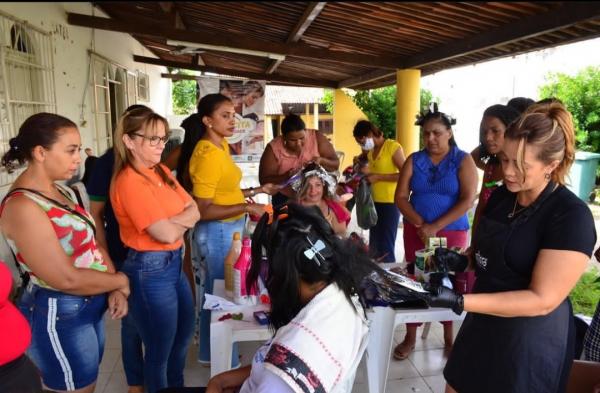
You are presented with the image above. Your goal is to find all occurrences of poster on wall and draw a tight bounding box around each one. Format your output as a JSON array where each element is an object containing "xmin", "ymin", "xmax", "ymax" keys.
[{"xmin": 197, "ymin": 78, "xmax": 266, "ymax": 163}]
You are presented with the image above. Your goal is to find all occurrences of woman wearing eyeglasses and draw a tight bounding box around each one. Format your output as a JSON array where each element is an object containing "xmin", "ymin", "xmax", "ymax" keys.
[
  {"xmin": 393, "ymin": 105, "xmax": 478, "ymax": 360},
  {"xmin": 111, "ymin": 108, "xmax": 200, "ymax": 393}
]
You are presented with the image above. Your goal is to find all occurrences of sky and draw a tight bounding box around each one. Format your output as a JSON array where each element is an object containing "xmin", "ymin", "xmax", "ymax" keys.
[{"xmin": 421, "ymin": 36, "xmax": 600, "ymax": 151}]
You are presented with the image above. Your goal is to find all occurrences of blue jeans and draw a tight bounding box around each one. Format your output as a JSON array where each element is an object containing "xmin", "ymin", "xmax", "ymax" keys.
[
  {"xmin": 121, "ymin": 248, "xmax": 194, "ymax": 393},
  {"xmin": 369, "ymin": 202, "xmax": 400, "ymax": 262},
  {"xmin": 121, "ymin": 311, "xmax": 143, "ymax": 386},
  {"xmin": 18, "ymin": 285, "xmax": 107, "ymax": 391},
  {"xmin": 113, "ymin": 255, "xmax": 145, "ymax": 387},
  {"xmin": 192, "ymin": 216, "xmax": 245, "ymax": 364}
]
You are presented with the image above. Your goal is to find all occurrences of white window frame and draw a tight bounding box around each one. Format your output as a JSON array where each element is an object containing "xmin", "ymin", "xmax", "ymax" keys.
[
  {"xmin": 90, "ymin": 52, "xmax": 136, "ymax": 153},
  {"xmin": 0, "ymin": 10, "xmax": 56, "ymax": 185},
  {"xmin": 137, "ymin": 70, "xmax": 149, "ymax": 101}
]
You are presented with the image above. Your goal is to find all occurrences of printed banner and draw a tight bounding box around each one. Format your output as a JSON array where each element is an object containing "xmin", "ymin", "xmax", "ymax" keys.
[{"xmin": 197, "ymin": 78, "xmax": 266, "ymax": 163}]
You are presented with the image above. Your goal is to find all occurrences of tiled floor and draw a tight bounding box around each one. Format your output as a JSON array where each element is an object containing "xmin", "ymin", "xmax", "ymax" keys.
[
  {"xmin": 96, "ymin": 316, "xmax": 461, "ymax": 393},
  {"xmin": 95, "ymin": 214, "xmax": 460, "ymax": 393}
]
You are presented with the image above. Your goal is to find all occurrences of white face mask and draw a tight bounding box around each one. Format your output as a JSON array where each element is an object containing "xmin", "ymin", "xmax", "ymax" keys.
[{"xmin": 361, "ymin": 137, "xmax": 375, "ymax": 151}]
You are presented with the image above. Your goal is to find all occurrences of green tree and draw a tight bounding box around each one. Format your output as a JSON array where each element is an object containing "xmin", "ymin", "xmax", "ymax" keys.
[
  {"xmin": 538, "ymin": 66, "xmax": 600, "ymax": 152},
  {"xmin": 321, "ymin": 87, "xmax": 437, "ymax": 140},
  {"xmin": 171, "ymin": 69, "xmax": 198, "ymax": 115}
]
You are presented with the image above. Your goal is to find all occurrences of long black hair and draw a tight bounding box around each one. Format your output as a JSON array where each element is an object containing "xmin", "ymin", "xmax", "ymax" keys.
[
  {"xmin": 176, "ymin": 93, "xmax": 232, "ymax": 191},
  {"xmin": 247, "ymin": 203, "xmax": 382, "ymax": 331}
]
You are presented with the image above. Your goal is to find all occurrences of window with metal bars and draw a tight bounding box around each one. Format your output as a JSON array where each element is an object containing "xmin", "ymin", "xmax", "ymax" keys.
[{"xmin": 0, "ymin": 11, "xmax": 56, "ymax": 185}]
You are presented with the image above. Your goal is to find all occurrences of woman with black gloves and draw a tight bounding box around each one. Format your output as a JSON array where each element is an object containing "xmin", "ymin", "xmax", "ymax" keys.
[{"xmin": 428, "ymin": 101, "xmax": 596, "ymax": 393}]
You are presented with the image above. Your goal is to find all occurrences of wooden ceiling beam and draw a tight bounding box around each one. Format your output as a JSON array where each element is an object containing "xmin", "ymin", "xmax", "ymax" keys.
[
  {"xmin": 67, "ymin": 12, "xmax": 401, "ymax": 69},
  {"xmin": 339, "ymin": 2, "xmax": 600, "ymax": 89},
  {"xmin": 402, "ymin": 2, "xmax": 600, "ymax": 70},
  {"xmin": 157, "ymin": 2, "xmax": 204, "ymax": 65},
  {"xmin": 133, "ymin": 55, "xmax": 338, "ymax": 88},
  {"xmin": 267, "ymin": 2, "xmax": 327, "ymax": 74}
]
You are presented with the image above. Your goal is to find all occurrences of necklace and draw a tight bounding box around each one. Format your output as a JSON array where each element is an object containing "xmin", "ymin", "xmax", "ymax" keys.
[{"xmin": 507, "ymin": 196, "xmax": 527, "ymax": 218}]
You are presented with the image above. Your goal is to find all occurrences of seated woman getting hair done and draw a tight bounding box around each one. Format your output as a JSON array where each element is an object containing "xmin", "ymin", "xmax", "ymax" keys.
[
  {"xmin": 293, "ymin": 162, "xmax": 350, "ymax": 236},
  {"xmin": 206, "ymin": 204, "xmax": 380, "ymax": 393}
]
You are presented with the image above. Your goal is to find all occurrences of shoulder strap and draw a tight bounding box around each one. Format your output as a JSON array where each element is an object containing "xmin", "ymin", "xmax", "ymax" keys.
[
  {"xmin": 2, "ymin": 187, "xmax": 96, "ymax": 234},
  {"xmin": 0, "ymin": 190, "xmax": 30, "ymax": 291}
]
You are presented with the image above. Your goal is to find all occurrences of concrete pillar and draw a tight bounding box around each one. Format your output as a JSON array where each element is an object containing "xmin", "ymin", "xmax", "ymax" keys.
[
  {"xmin": 332, "ymin": 89, "xmax": 367, "ymax": 170},
  {"xmin": 313, "ymin": 102, "xmax": 319, "ymax": 130},
  {"xmin": 396, "ymin": 69, "xmax": 421, "ymax": 155}
]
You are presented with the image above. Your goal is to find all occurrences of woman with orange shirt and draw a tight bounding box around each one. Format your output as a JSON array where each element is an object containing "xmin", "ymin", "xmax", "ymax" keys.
[{"xmin": 111, "ymin": 108, "xmax": 200, "ymax": 393}]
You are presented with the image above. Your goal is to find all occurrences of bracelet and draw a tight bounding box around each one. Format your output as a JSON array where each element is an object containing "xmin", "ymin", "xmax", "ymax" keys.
[
  {"xmin": 453, "ymin": 294, "xmax": 465, "ymax": 315},
  {"xmin": 249, "ymin": 187, "xmax": 255, "ymax": 197}
]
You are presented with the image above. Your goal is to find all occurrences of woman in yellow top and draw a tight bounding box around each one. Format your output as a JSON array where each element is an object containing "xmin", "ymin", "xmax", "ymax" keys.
[
  {"xmin": 181, "ymin": 93, "xmax": 279, "ymax": 365},
  {"xmin": 353, "ymin": 120, "xmax": 405, "ymax": 262}
]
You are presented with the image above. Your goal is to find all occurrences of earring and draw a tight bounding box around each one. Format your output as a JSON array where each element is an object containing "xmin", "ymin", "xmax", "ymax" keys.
[
  {"xmin": 545, "ymin": 173, "xmax": 551, "ymax": 180},
  {"xmin": 208, "ymin": 124, "xmax": 213, "ymax": 129}
]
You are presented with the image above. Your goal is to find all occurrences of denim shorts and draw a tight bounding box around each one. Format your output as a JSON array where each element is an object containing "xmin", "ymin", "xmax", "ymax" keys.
[{"xmin": 18, "ymin": 284, "xmax": 107, "ymax": 391}]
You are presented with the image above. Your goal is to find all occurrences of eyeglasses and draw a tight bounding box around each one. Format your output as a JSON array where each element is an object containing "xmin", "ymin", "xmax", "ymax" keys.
[{"xmin": 130, "ymin": 133, "xmax": 170, "ymax": 146}]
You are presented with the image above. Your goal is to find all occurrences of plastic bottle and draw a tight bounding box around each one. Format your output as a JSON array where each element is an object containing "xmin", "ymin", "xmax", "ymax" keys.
[
  {"xmin": 233, "ymin": 237, "xmax": 258, "ymax": 305},
  {"xmin": 224, "ymin": 232, "xmax": 242, "ymax": 298}
]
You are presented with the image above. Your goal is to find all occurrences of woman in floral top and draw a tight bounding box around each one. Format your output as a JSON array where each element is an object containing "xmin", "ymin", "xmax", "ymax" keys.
[{"xmin": 0, "ymin": 113, "xmax": 129, "ymax": 393}]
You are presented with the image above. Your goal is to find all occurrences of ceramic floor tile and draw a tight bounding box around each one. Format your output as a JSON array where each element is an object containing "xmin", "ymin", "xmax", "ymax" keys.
[
  {"xmin": 238, "ymin": 340, "xmax": 264, "ymax": 365},
  {"xmin": 385, "ymin": 377, "xmax": 433, "ymax": 393},
  {"xmin": 102, "ymin": 371, "xmax": 128, "ymax": 393},
  {"xmin": 104, "ymin": 326, "xmax": 122, "ymax": 350},
  {"xmin": 99, "ymin": 348, "xmax": 121, "ymax": 373},
  {"xmin": 351, "ymin": 382, "xmax": 367, "ymax": 393},
  {"xmin": 353, "ymin": 357, "xmax": 367, "ymax": 384},
  {"xmin": 424, "ymin": 374, "xmax": 447, "ymax": 393},
  {"xmin": 408, "ymin": 348, "xmax": 448, "ymax": 378},
  {"xmin": 387, "ymin": 355, "xmax": 421, "ymax": 380},
  {"xmin": 95, "ymin": 371, "xmax": 111, "ymax": 393},
  {"xmin": 184, "ymin": 368, "xmax": 210, "ymax": 388}
]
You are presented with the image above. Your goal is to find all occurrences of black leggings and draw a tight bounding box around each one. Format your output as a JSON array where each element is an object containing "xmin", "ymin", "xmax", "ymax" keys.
[{"xmin": 0, "ymin": 354, "xmax": 43, "ymax": 393}]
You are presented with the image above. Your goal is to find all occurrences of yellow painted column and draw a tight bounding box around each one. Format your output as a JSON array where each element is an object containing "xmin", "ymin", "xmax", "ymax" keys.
[
  {"xmin": 396, "ymin": 69, "xmax": 421, "ymax": 155},
  {"xmin": 332, "ymin": 89, "xmax": 367, "ymax": 170}
]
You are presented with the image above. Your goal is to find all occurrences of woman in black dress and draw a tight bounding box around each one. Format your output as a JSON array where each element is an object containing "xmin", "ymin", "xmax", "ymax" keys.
[{"xmin": 429, "ymin": 101, "xmax": 596, "ymax": 393}]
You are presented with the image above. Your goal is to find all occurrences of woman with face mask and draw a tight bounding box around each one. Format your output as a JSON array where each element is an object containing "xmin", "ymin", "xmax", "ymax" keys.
[
  {"xmin": 259, "ymin": 114, "xmax": 340, "ymax": 208},
  {"xmin": 352, "ymin": 120, "xmax": 406, "ymax": 262}
]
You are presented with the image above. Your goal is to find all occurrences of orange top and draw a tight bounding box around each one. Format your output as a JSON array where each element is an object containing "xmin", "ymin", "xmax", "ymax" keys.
[{"xmin": 111, "ymin": 164, "xmax": 192, "ymax": 251}]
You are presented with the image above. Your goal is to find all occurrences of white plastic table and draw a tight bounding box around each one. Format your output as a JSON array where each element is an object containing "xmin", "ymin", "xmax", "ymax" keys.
[
  {"xmin": 365, "ymin": 305, "xmax": 465, "ymax": 393},
  {"xmin": 209, "ymin": 279, "xmax": 271, "ymax": 377},
  {"xmin": 208, "ymin": 277, "xmax": 466, "ymax": 392}
]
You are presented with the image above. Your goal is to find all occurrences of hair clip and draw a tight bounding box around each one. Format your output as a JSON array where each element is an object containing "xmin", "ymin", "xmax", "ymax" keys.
[{"xmin": 304, "ymin": 237, "xmax": 326, "ymax": 266}]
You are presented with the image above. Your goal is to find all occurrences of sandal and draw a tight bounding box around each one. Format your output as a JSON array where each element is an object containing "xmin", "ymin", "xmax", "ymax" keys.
[{"xmin": 393, "ymin": 340, "xmax": 415, "ymax": 360}]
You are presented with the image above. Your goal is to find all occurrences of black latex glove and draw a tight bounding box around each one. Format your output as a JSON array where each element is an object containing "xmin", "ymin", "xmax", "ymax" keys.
[
  {"xmin": 434, "ymin": 247, "xmax": 468, "ymax": 273},
  {"xmin": 427, "ymin": 285, "xmax": 464, "ymax": 315}
]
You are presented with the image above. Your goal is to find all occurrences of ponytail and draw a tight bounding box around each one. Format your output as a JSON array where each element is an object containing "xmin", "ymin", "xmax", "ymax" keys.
[
  {"xmin": 505, "ymin": 101, "xmax": 575, "ymax": 186},
  {"xmin": 176, "ymin": 93, "xmax": 232, "ymax": 192},
  {"xmin": 2, "ymin": 113, "xmax": 77, "ymax": 173}
]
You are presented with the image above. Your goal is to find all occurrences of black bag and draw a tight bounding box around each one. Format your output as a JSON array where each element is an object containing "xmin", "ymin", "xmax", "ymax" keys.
[{"xmin": 355, "ymin": 178, "xmax": 378, "ymax": 229}]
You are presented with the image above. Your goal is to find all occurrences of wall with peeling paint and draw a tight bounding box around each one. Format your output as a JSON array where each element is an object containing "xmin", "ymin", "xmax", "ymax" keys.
[
  {"xmin": 0, "ymin": 2, "xmax": 172, "ymax": 280},
  {"xmin": 0, "ymin": 2, "xmax": 172, "ymax": 154}
]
